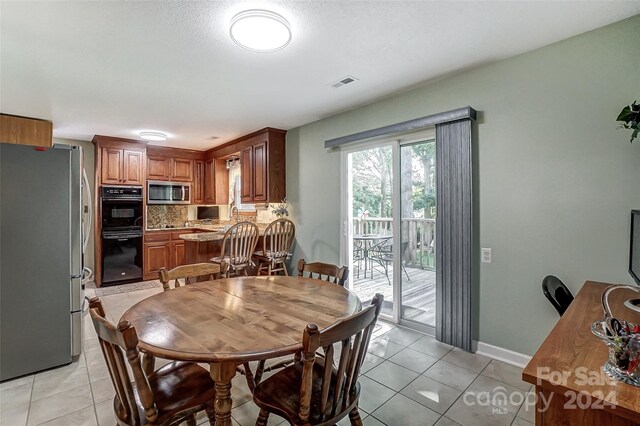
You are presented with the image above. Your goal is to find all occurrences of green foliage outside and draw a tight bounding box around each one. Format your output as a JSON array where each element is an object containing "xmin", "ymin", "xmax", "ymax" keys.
[{"xmin": 352, "ymin": 142, "xmax": 436, "ymax": 219}]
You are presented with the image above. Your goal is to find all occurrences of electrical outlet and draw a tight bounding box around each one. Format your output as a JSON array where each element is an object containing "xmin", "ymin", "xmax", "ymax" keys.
[{"xmin": 481, "ymin": 248, "xmax": 492, "ymax": 263}]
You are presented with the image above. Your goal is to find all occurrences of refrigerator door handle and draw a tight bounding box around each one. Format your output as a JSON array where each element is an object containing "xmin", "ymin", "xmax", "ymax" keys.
[{"xmin": 82, "ymin": 169, "xmax": 92, "ymax": 254}]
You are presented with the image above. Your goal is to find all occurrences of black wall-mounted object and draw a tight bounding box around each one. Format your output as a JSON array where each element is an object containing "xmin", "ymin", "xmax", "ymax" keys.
[
  {"xmin": 198, "ymin": 206, "xmax": 220, "ymax": 220},
  {"xmin": 630, "ymin": 210, "xmax": 640, "ymax": 285}
]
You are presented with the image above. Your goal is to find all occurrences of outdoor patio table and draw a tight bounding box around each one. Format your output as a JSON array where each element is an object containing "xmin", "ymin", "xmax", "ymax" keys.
[
  {"xmin": 353, "ymin": 233, "xmax": 393, "ymax": 278},
  {"xmin": 120, "ymin": 275, "xmax": 361, "ymax": 426}
]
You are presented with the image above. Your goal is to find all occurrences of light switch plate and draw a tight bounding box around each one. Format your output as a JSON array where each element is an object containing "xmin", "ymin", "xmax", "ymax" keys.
[{"xmin": 481, "ymin": 248, "xmax": 492, "ymax": 263}]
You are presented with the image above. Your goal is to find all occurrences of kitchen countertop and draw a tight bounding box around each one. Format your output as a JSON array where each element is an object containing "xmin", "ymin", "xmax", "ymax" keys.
[{"xmin": 178, "ymin": 225, "xmax": 269, "ymax": 242}]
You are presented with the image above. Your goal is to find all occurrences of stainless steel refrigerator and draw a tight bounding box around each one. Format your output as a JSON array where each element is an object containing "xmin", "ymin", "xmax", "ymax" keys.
[{"xmin": 1, "ymin": 143, "xmax": 88, "ymax": 381}]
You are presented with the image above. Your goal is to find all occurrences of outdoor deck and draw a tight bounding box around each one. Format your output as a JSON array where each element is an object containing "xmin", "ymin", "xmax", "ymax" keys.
[{"xmin": 351, "ymin": 264, "xmax": 436, "ymax": 325}]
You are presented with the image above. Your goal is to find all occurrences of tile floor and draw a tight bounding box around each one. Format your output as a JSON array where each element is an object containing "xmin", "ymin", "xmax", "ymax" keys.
[{"xmin": 0, "ymin": 283, "xmax": 535, "ymax": 426}]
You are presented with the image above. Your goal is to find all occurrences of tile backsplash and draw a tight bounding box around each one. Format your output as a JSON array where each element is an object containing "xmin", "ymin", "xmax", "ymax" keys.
[{"xmin": 146, "ymin": 205, "xmax": 188, "ymax": 229}]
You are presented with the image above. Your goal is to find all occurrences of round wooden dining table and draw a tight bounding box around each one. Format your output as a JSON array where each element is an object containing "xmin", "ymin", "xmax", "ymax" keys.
[{"xmin": 121, "ymin": 275, "xmax": 361, "ymax": 426}]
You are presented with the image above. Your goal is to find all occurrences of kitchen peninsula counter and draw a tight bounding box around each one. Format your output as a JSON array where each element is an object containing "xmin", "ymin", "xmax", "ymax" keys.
[{"xmin": 178, "ymin": 225, "xmax": 268, "ymax": 265}]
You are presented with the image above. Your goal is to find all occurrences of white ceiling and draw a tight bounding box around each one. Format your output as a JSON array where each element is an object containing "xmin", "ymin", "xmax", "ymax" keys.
[{"xmin": 1, "ymin": 1, "xmax": 638, "ymax": 150}]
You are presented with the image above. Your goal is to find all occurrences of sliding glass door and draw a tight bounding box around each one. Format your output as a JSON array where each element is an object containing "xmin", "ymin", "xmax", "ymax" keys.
[
  {"xmin": 343, "ymin": 132, "xmax": 436, "ymax": 331},
  {"xmin": 346, "ymin": 143, "xmax": 395, "ymax": 318},
  {"xmin": 399, "ymin": 141, "xmax": 436, "ymax": 329}
]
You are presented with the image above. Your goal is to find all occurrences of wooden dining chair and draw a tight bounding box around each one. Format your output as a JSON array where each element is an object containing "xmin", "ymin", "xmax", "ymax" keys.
[
  {"xmin": 158, "ymin": 262, "xmax": 223, "ymax": 291},
  {"xmin": 297, "ymin": 259, "xmax": 349, "ymax": 287},
  {"xmin": 210, "ymin": 221, "xmax": 259, "ymax": 277},
  {"xmin": 255, "ymin": 219, "xmax": 296, "ymax": 276},
  {"xmin": 87, "ymin": 297, "xmax": 216, "ymax": 426},
  {"xmin": 252, "ymin": 294, "xmax": 384, "ymax": 426}
]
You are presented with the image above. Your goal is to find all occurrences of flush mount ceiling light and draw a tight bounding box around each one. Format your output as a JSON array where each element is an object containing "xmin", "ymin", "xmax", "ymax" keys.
[
  {"xmin": 139, "ymin": 131, "xmax": 168, "ymax": 141},
  {"xmin": 230, "ymin": 10, "xmax": 291, "ymax": 52}
]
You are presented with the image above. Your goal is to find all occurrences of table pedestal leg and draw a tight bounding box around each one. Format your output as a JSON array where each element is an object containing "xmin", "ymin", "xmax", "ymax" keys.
[{"xmin": 210, "ymin": 361, "xmax": 237, "ymax": 426}]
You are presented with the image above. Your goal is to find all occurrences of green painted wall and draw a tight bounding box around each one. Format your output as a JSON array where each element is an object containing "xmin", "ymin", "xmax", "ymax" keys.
[{"xmin": 286, "ymin": 15, "xmax": 640, "ymax": 355}]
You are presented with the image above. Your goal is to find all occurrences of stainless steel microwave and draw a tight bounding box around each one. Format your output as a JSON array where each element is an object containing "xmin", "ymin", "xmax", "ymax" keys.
[{"xmin": 147, "ymin": 181, "xmax": 190, "ymax": 204}]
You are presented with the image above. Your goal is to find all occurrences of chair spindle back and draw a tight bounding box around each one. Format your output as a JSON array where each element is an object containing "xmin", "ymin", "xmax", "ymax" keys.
[
  {"xmin": 299, "ymin": 294, "xmax": 384, "ymax": 423},
  {"xmin": 88, "ymin": 297, "xmax": 157, "ymax": 426}
]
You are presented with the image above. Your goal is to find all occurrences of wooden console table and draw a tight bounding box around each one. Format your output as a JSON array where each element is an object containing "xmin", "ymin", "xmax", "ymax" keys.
[{"xmin": 523, "ymin": 281, "xmax": 640, "ymax": 425}]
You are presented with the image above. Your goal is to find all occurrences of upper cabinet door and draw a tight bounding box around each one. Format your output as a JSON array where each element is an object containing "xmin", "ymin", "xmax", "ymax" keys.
[
  {"xmin": 252, "ymin": 141, "xmax": 268, "ymax": 202},
  {"xmin": 171, "ymin": 158, "xmax": 193, "ymax": 182},
  {"xmin": 240, "ymin": 146, "xmax": 253, "ymax": 203},
  {"xmin": 204, "ymin": 159, "xmax": 216, "ymax": 204},
  {"xmin": 193, "ymin": 160, "xmax": 205, "ymax": 204},
  {"xmin": 147, "ymin": 155, "xmax": 171, "ymax": 180},
  {"xmin": 101, "ymin": 147, "xmax": 123, "ymax": 184},
  {"xmin": 122, "ymin": 150, "xmax": 144, "ymax": 185}
]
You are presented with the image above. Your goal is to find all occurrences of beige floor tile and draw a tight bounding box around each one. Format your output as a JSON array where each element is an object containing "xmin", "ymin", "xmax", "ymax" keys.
[
  {"xmin": 511, "ymin": 416, "xmax": 534, "ymax": 426},
  {"xmin": 367, "ymin": 337, "xmax": 405, "ymax": 359},
  {"xmin": 360, "ymin": 352, "xmax": 386, "ymax": 374},
  {"xmin": 0, "ymin": 374, "xmax": 34, "ymax": 391},
  {"xmin": 408, "ymin": 337, "xmax": 453, "ymax": 358},
  {"xmin": 481, "ymin": 360, "xmax": 530, "ymax": 391},
  {"xmin": 423, "ymin": 360, "xmax": 479, "ymax": 391},
  {"xmin": 357, "ymin": 376, "xmax": 396, "ymax": 413},
  {"xmin": 94, "ymin": 398, "xmax": 115, "ymax": 426},
  {"xmin": 32, "ymin": 366, "xmax": 89, "ymax": 401},
  {"xmin": 445, "ymin": 396, "xmax": 515, "ymax": 426},
  {"xmin": 231, "ymin": 372, "xmax": 254, "ymax": 408},
  {"xmin": 1, "ymin": 403, "xmax": 29, "ymax": 426},
  {"xmin": 372, "ymin": 321, "xmax": 397, "ymax": 338},
  {"xmin": 515, "ymin": 391, "xmax": 536, "ymax": 423},
  {"xmin": 442, "ymin": 348, "xmax": 491, "ymax": 373},
  {"xmin": 36, "ymin": 406, "xmax": 97, "ymax": 426},
  {"xmin": 90, "ymin": 378, "xmax": 115, "ymax": 404},
  {"xmin": 335, "ymin": 408, "xmax": 370, "ymax": 426},
  {"xmin": 435, "ymin": 417, "xmax": 462, "ymax": 426},
  {"xmin": 400, "ymin": 375, "xmax": 462, "ymax": 414},
  {"xmin": 363, "ymin": 415, "xmax": 387, "ymax": 426},
  {"xmin": 231, "ymin": 400, "xmax": 284, "ymax": 426},
  {"xmin": 365, "ymin": 361, "xmax": 419, "ymax": 392},
  {"xmin": 27, "ymin": 384, "xmax": 93, "ymax": 426},
  {"xmin": 371, "ymin": 394, "xmax": 441, "ymax": 426},
  {"xmin": 0, "ymin": 382, "xmax": 33, "ymax": 411},
  {"xmin": 389, "ymin": 347, "xmax": 439, "ymax": 373},
  {"xmin": 379, "ymin": 327, "xmax": 425, "ymax": 346},
  {"xmin": 465, "ymin": 375, "xmax": 527, "ymax": 416}
]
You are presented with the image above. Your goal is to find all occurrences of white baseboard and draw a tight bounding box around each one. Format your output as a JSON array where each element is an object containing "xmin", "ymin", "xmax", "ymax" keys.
[{"xmin": 475, "ymin": 341, "xmax": 532, "ymax": 368}]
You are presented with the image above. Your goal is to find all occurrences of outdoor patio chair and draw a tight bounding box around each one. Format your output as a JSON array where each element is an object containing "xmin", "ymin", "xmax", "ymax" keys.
[{"xmin": 369, "ymin": 240, "xmax": 410, "ymax": 284}]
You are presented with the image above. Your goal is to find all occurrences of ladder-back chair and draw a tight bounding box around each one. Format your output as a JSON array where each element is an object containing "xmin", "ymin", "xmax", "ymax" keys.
[{"xmin": 297, "ymin": 259, "xmax": 349, "ymax": 287}]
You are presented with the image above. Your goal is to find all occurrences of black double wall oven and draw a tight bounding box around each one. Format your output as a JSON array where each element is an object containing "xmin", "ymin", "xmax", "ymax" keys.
[{"xmin": 101, "ymin": 186, "xmax": 143, "ymax": 286}]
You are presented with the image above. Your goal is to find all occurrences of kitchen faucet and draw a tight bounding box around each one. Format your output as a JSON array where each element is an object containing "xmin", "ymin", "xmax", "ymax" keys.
[{"xmin": 229, "ymin": 205, "xmax": 239, "ymax": 222}]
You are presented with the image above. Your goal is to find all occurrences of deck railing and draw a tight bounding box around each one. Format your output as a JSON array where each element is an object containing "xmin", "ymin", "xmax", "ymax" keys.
[{"xmin": 353, "ymin": 217, "xmax": 435, "ymax": 269}]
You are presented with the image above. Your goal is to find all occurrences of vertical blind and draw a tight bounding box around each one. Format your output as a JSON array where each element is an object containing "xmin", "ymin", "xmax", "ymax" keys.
[{"xmin": 435, "ymin": 119, "xmax": 473, "ymax": 351}]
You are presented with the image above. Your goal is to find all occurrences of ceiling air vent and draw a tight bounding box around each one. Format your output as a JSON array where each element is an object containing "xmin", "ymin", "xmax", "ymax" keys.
[{"xmin": 331, "ymin": 76, "xmax": 358, "ymax": 89}]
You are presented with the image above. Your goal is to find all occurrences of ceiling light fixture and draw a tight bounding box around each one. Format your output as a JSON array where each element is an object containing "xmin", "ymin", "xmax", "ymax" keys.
[
  {"xmin": 230, "ymin": 10, "xmax": 291, "ymax": 52},
  {"xmin": 139, "ymin": 131, "xmax": 168, "ymax": 141}
]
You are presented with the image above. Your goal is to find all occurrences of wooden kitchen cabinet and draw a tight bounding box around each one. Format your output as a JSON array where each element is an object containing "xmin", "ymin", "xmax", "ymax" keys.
[
  {"xmin": 143, "ymin": 230, "xmax": 194, "ymax": 279},
  {"xmin": 171, "ymin": 241, "xmax": 186, "ymax": 268},
  {"xmin": 123, "ymin": 150, "xmax": 144, "ymax": 184},
  {"xmin": 204, "ymin": 158, "xmax": 216, "ymax": 204},
  {"xmin": 236, "ymin": 130, "xmax": 285, "ymax": 203},
  {"xmin": 252, "ymin": 141, "xmax": 268, "ymax": 202},
  {"xmin": 193, "ymin": 160, "xmax": 205, "ymax": 204},
  {"xmin": 240, "ymin": 146, "xmax": 253, "ymax": 203},
  {"xmin": 0, "ymin": 114, "xmax": 53, "ymax": 147},
  {"xmin": 171, "ymin": 158, "xmax": 193, "ymax": 181},
  {"xmin": 147, "ymin": 155, "xmax": 171, "ymax": 180},
  {"xmin": 143, "ymin": 242, "xmax": 170, "ymax": 278},
  {"xmin": 145, "ymin": 151, "xmax": 193, "ymax": 182},
  {"xmin": 101, "ymin": 147, "xmax": 144, "ymax": 185}
]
